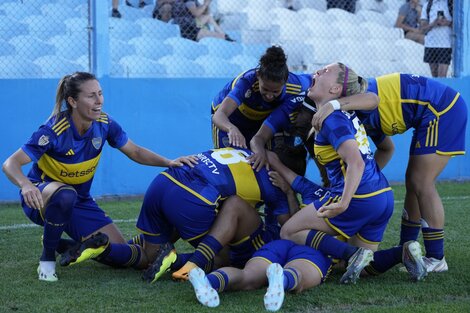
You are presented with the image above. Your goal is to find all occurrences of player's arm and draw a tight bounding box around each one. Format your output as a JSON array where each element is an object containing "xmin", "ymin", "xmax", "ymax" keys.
[
  {"xmin": 212, "ymin": 97, "xmax": 247, "ymax": 148},
  {"xmin": 373, "ymin": 136, "xmax": 395, "ymax": 170},
  {"xmin": 2, "ymin": 149, "xmax": 43, "ymax": 209},
  {"xmin": 312, "ymin": 93, "xmax": 379, "ymax": 131},
  {"xmin": 119, "ymin": 139, "xmax": 197, "ymax": 167},
  {"xmin": 317, "ymin": 140, "xmax": 364, "ymax": 219},
  {"xmin": 247, "ymin": 124, "xmax": 273, "ymax": 171}
]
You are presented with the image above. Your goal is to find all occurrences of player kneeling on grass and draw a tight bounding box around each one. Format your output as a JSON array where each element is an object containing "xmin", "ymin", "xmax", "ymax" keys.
[{"xmin": 188, "ymin": 239, "xmax": 332, "ymax": 312}]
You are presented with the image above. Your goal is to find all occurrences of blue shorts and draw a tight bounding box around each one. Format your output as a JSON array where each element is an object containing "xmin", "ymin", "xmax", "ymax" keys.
[
  {"xmin": 136, "ymin": 171, "xmax": 220, "ymax": 247},
  {"xmin": 21, "ymin": 182, "xmax": 112, "ymax": 241},
  {"xmin": 251, "ymin": 239, "xmax": 332, "ymax": 281},
  {"xmin": 314, "ymin": 189, "xmax": 394, "ymax": 244},
  {"xmin": 410, "ymin": 94, "xmax": 467, "ymax": 156}
]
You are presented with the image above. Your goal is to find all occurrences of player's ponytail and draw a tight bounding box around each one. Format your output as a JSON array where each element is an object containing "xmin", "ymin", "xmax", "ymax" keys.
[
  {"xmin": 257, "ymin": 45, "xmax": 289, "ymax": 83},
  {"xmin": 336, "ymin": 63, "xmax": 368, "ymax": 97}
]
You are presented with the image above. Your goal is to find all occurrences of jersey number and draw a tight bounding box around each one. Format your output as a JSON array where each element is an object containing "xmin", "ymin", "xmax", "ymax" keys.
[{"xmin": 211, "ymin": 149, "xmax": 250, "ymax": 165}]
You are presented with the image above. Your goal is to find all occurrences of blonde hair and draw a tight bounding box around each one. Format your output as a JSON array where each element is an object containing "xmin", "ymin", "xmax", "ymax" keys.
[{"xmin": 336, "ymin": 63, "xmax": 368, "ymax": 97}]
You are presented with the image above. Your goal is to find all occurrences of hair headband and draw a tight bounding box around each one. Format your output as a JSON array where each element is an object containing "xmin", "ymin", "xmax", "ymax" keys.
[{"xmin": 341, "ymin": 66, "xmax": 349, "ymax": 97}]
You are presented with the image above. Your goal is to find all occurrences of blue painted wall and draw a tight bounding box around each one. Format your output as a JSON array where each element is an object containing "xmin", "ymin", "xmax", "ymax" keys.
[{"xmin": 1, "ymin": 76, "xmax": 469, "ymax": 201}]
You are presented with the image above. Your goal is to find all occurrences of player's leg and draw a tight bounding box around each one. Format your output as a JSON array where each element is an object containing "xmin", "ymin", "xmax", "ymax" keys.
[{"xmin": 173, "ymin": 195, "xmax": 262, "ymax": 280}]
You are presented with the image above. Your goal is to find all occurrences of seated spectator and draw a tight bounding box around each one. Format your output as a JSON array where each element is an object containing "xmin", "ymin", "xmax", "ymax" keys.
[
  {"xmin": 327, "ymin": 0, "xmax": 357, "ymax": 13},
  {"xmin": 395, "ymin": 0, "xmax": 424, "ymax": 44},
  {"xmin": 160, "ymin": 0, "xmax": 234, "ymax": 42}
]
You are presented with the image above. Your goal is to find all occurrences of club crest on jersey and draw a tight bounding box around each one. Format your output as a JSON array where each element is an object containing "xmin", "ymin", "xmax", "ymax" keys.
[
  {"xmin": 38, "ymin": 135, "xmax": 49, "ymax": 146},
  {"xmin": 92, "ymin": 137, "xmax": 102, "ymax": 150},
  {"xmin": 245, "ymin": 89, "xmax": 252, "ymax": 98}
]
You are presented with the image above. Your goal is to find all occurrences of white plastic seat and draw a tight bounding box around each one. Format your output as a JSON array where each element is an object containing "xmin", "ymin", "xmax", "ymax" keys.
[
  {"xmin": 22, "ymin": 15, "xmax": 66, "ymax": 40},
  {"xmin": 10, "ymin": 35, "xmax": 55, "ymax": 61},
  {"xmin": 356, "ymin": 0, "xmax": 387, "ymax": 13},
  {"xmin": 230, "ymin": 54, "xmax": 259, "ymax": 70},
  {"xmin": 0, "ymin": 16, "xmax": 29, "ymax": 41},
  {"xmin": 240, "ymin": 29, "xmax": 271, "ymax": 45},
  {"xmin": 271, "ymin": 19, "xmax": 304, "ymax": 42},
  {"xmin": 242, "ymin": 43, "xmax": 268, "ymax": 59},
  {"xmin": 366, "ymin": 38, "xmax": 402, "ymax": 62},
  {"xmin": 356, "ymin": 9, "xmax": 389, "ymax": 26},
  {"xmin": 195, "ymin": 55, "xmax": 242, "ymax": 77},
  {"xmin": 120, "ymin": 55, "xmax": 167, "ymax": 78},
  {"xmin": 242, "ymin": 8, "xmax": 271, "ymax": 31},
  {"xmin": 304, "ymin": 38, "xmax": 346, "ymax": 66},
  {"xmin": 135, "ymin": 18, "xmax": 180, "ymax": 40},
  {"xmin": 0, "ymin": 2, "xmax": 38, "ymax": 20},
  {"xmin": 217, "ymin": 0, "xmax": 248, "ymax": 15},
  {"xmin": 0, "ymin": 55, "xmax": 42, "ymax": 78},
  {"xmin": 49, "ymin": 34, "xmax": 89, "ymax": 60},
  {"xmin": 298, "ymin": 8, "xmax": 331, "ymax": 24},
  {"xmin": 158, "ymin": 55, "xmax": 205, "ymax": 77},
  {"xmin": 199, "ymin": 38, "xmax": 243, "ymax": 59},
  {"xmin": 395, "ymin": 38, "xmax": 425, "ymax": 59},
  {"xmin": 303, "ymin": 19, "xmax": 340, "ymax": 39},
  {"xmin": 0, "ymin": 39, "xmax": 16, "ymax": 57},
  {"xmin": 34, "ymin": 55, "xmax": 86, "ymax": 78},
  {"xmin": 110, "ymin": 39, "xmax": 135, "ymax": 62},
  {"xmin": 326, "ymin": 8, "xmax": 364, "ymax": 24},
  {"xmin": 164, "ymin": 37, "xmax": 208, "ymax": 60},
  {"xmin": 361, "ymin": 21, "xmax": 403, "ymax": 40},
  {"xmin": 129, "ymin": 37, "xmax": 173, "ymax": 60},
  {"xmin": 41, "ymin": 3, "xmax": 80, "ymax": 20},
  {"xmin": 334, "ymin": 20, "xmax": 370, "ymax": 39},
  {"xmin": 294, "ymin": 0, "xmax": 327, "ymax": 11},
  {"xmin": 64, "ymin": 17, "xmax": 89, "ymax": 38},
  {"xmin": 109, "ymin": 18, "xmax": 142, "ymax": 42}
]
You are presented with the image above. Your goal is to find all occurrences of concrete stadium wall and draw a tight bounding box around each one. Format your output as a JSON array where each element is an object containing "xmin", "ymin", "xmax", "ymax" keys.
[{"xmin": 1, "ymin": 76, "xmax": 469, "ymax": 201}]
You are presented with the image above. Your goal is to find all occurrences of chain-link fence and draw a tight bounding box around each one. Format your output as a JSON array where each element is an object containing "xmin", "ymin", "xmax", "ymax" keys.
[{"xmin": 0, "ymin": 0, "xmax": 456, "ymax": 78}]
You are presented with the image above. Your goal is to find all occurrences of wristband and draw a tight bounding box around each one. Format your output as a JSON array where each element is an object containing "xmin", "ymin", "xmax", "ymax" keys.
[{"xmin": 330, "ymin": 100, "xmax": 341, "ymax": 110}]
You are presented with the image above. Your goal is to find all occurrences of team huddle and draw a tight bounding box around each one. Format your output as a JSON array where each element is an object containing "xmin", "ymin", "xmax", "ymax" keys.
[{"xmin": 2, "ymin": 46, "xmax": 467, "ymax": 312}]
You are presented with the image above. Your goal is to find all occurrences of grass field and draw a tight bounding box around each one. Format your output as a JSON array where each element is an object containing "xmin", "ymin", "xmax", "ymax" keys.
[{"xmin": 1, "ymin": 182, "xmax": 470, "ymax": 313}]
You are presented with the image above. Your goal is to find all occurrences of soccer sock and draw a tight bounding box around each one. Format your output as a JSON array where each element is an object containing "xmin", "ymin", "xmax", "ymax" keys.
[
  {"xmin": 207, "ymin": 269, "xmax": 229, "ymax": 292},
  {"xmin": 283, "ymin": 267, "xmax": 299, "ymax": 291},
  {"xmin": 171, "ymin": 253, "xmax": 192, "ymax": 271},
  {"xmin": 56, "ymin": 238, "xmax": 77, "ymax": 254},
  {"xmin": 365, "ymin": 246, "xmax": 402, "ymax": 275},
  {"xmin": 189, "ymin": 235, "xmax": 223, "ymax": 270},
  {"xmin": 97, "ymin": 243, "xmax": 142, "ymax": 268},
  {"xmin": 229, "ymin": 223, "xmax": 265, "ymax": 268},
  {"xmin": 422, "ymin": 227, "xmax": 444, "ymax": 260},
  {"xmin": 41, "ymin": 188, "xmax": 76, "ymax": 261},
  {"xmin": 399, "ymin": 218, "xmax": 421, "ymax": 245},
  {"xmin": 127, "ymin": 234, "xmax": 144, "ymax": 246},
  {"xmin": 305, "ymin": 229, "xmax": 357, "ymax": 260}
]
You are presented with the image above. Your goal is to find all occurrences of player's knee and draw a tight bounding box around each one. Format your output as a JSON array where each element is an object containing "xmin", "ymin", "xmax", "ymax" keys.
[{"xmin": 48, "ymin": 187, "xmax": 77, "ymax": 213}]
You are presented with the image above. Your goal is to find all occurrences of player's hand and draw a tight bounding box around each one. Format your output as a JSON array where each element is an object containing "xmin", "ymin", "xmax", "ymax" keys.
[
  {"xmin": 21, "ymin": 183, "xmax": 43, "ymax": 210},
  {"xmin": 312, "ymin": 102, "xmax": 334, "ymax": 131},
  {"xmin": 227, "ymin": 127, "xmax": 247, "ymax": 148},
  {"xmin": 268, "ymin": 171, "xmax": 291, "ymax": 194},
  {"xmin": 247, "ymin": 149, "xmax": 269, "ymax": 172},
  {"xmin": 169, "ymin": 155, "xmax": 198, "ymax": 167},
  {"xmin": 316, "ymin": 201, "xmax": 347, "ymax": 219}
]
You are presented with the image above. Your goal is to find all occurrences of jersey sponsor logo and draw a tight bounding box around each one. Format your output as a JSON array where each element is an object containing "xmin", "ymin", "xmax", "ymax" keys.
[
  {"xmin": 59, "ymin": 166, "xmax": 97, "ymax": 178},
  {"xmin": 92, "ymin": 137, "xmax": 102, "ymax": 150},
  {"xmin": 38, "ymin": 135, "xmax": 49, "ymax": 146},
  {"xmin": 197, "ymin": 153, "xmax": 220, "ymax": 174}
]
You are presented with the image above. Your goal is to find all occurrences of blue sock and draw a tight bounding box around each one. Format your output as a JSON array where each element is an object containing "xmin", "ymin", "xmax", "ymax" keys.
[
  {"xmin": 98, "ymin": 243, "xmax": 142, "ymax": 268},
  {"xmin": 171, "ymin": 253, "xmax": 192, "ymax": 271},
  {"xmin": 41, "ymin": 188, "xmax": 76, "ymax": 261},
  {"xmin": 365, "ymin": 246, "xmax": 402, "ymax": 275},
  {"xmin": 189, "ymin": 235, "xmax": 223, "ymax": 269},
  {"xmin": 422, "ymin": 227, "xmax": 444, "ymax": 259},
  {"xmin": 56, "ymin": 238, "xmax": 77, "ymax": 254},
  {"xmin": 399, "ymin": 218, "xmax": 421, "ymax": 245},
  {"xmin": 305, "ymin": 229, "xmax": 357, "ymax": 260},
  {"xmin": 207, "ymin": 269, "xmax": 229, "ymax": 292},
  {"xmin": 229, "ymin": 223, "xmax": 265, "ymax": 268},
  {"xmin": 127, "ymin": 234, "xmax": 144, "ymax": 246},
  {"xmin": 283, "ymin": 267, "xmax": 299, "ymax": 291}
]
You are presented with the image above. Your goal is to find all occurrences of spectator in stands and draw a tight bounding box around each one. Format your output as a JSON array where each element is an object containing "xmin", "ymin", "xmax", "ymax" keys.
[
  {"xmin": 111, "ymin": 0, "xmax": 122, "ymax": 18},
  {"xmin": 153, "ymin": 0, "xmax": 176, "ymax": 22},
  {"xmin": 163, "ymin": 0, "xmax": 234, "ymax": 42},
  {"xmin": 327, "ymin": 0, "xmax": 357, "ymax": 13},
  {"xmin": 395, "ymin": 0, "xmax": 424, "ymax": 44},
  {"xmin": 420, "ymin": 0, "xmax": 453, "ymax": 77}
]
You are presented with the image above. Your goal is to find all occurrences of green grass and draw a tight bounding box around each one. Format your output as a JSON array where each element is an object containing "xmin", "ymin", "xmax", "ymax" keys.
[{"xmin": 1, "ymin": 182, "xmax": 470, "ymax": 312}]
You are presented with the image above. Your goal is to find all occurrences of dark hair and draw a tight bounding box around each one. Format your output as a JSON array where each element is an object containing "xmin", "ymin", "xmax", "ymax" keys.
[
  {"xmin": 257, "ymin": 45, "xmax": 289, "ymax": 83},
  {"xmin": 51, "ymin": 72, "xmax": 97, "ymax": 118},
  {"xmin": 274, "ymin": 143, "xmax": 308, "ymax": 176}
]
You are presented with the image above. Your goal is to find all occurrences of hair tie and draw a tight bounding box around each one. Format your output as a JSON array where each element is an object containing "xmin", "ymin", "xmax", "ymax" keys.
[{"xmin": 341, "ymin": 66, "xmax": 349, "ymax": 97}]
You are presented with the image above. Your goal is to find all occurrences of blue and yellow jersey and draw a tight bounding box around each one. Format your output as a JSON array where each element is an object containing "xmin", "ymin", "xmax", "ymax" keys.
[
  {"xmin": 361, "ymin": 73, "xmax": 462, "ymax": 143},
  {"xmin": 163, "ymin": 147, "xmax": 289, "ymax": 218},
  {"xmin": 211, "ymin": 69, "xmax": 312, "ymax": 134},
  {"xmin": 312, "ymin": 110, "xmax": 389, "ymax": 195},
  {"xmin": 21, "ymin": 112, "xmax": 128, "ymax": 199}
]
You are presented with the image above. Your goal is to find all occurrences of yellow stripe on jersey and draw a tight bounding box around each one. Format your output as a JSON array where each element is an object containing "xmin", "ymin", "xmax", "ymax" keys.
[
  {"xmin": 376, "ymin": 73, "xmax": 407, "ymax": 135},
  {"xmin": 37, "ymin": 153, "xmax": 101, "ymax": 185},
  {"xmin": 285, "ymin": 83, "xmax": 302, "ymax": 94},
  {"xmin": 231, "ymin": 71, "xmax": 248, "ymax": 90},
  {"xmin": 425, "ymin": 119, "xmax": 438, "ymax": 147},
  {"xmin": 313, "ymin": 144, "xmax": 340, "ymax": 165},
  {"xmin": 52, "ymin": 117, "xmax": 70, "ymax": 136},
  {"xmin": 238, "ymin": 103, "xmax": 273, "ymax": 120},
  {"xmin": 352, "ymin": 187, "xmax": 392, "ymax": 198},
  {"xmin": 424, "ymin": 92, "xmax": 460, "ymax": 117},
  {"xmin": 161, "ymin": 172, "xmax": 220, "ymax": 205},
  {"xmin": 224, "ymin": 153, "xmax": 261, "ymax": 207},
  {"xmin": 96, "ymin": 113, "xmax": 108, "ymax": 124}
]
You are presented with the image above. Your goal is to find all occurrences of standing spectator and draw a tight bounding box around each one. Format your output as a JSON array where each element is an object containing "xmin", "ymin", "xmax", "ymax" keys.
[
  {"xmin": 395, "ymin": 0, "xmax": 424, "ymax": 44},
  {"xmin": 420, "ymin": 0, "xmax": 453, "ymax": 77},
  {"xmin": 112, "ymin": 0, "xmax": 122, "ymax": 18},
  {"xmin": 327, "ymin": 0, "xmax": 357, "ymax": 13}
]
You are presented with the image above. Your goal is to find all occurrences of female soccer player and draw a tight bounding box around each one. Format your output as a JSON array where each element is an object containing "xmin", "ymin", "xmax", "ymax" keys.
[
  {"xmin": 312, "ymin": 72, "xmax": 468, "ymax": 273},
  {"xmin": 2, "ymin": 72, "xmax": 196, "ymax": 282}
]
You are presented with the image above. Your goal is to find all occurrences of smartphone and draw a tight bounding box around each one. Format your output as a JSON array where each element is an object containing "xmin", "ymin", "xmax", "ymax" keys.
[{"xmin": 437, "ymin": 10, "xmax": 444, "ymax": 19}]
